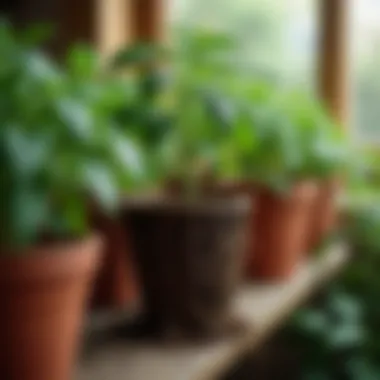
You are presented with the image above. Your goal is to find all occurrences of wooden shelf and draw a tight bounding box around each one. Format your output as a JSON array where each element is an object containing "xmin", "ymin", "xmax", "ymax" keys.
[{"xmin": 77, "ymin": 243, "xmax": 348, "ymax": 380}]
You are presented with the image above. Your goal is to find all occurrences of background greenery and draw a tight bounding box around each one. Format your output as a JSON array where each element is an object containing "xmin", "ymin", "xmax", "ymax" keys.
[
  {"xmin": 170, "ymin": 0, "xmax": 380, "ymax": 140},
  {"xmin": 284, "ymin": 153, "xmax": 380, "ymax": 379}
]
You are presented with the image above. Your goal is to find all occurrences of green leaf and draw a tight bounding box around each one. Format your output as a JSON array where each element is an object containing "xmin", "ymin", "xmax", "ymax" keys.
[
  {"xmin": 111, "ymin": 43, "xmax": 168, "ymax": 69},
  {"xmin": 12, "ymin": 187, "xmax": 49, "ymax": 247},
  {"xmin": 66, "ymin": 44, "xmax": 99, "ymax": 79},
  {"xmin": 328, "ymin": 292, "xmax": 363, "ymax": 322},
  {"xmin": 56, "ymin": 98, "xmax": 93, "ymax": 141},
  {"xmin": 60, "ymin": 198, "xmax": 87, "ymax": 237},
  {"xmin": 327, "ymin": 324, "xmax": 366, "ymax": 349},
  {"xmin": 113, "ymin": 134, "xmax": 143, "ymax": 177},
  {"xmin": 293, "ymin": 309, "xmax": 329, "ymax": 335},
  {"xmin": 83, "ymin": 162, "xmax": 119, "ymax": 212},
  {"xmin": 24, "ymin": 51, "xmax": 60, "ymax": 83},
  {"xmin": 6, "ymin": 127, "xmax": 52, "ymax": 177}
]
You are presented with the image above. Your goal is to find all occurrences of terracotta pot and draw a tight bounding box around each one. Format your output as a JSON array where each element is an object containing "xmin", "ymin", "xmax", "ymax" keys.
[
  {"xmin": 90, "ymin": 214, "xmax": 138, "ymax": 310},
  {"xmin": 248, "ymin": 182, "xmax": 317, "ymax": 281},
  {"xmin": 0, "ymin": 236, "xmax": 101, "ymax": 380},
  {"xmin": 121, "ymin": 195, "xmax": 251, "ymax": 339},
  {"xmin": 307, "ymin": 179, "xmax": 340, "ymax": 251}
]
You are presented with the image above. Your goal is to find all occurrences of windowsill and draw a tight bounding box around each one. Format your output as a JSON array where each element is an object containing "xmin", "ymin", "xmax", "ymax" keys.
[{"xmin": 77, "ymin": 242, "xmax": 348, "ymax": 380}]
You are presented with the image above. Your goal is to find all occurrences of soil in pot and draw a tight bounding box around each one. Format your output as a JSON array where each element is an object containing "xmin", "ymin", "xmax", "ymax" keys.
[
  {"xmin": 307, "ymin": 179, "xmax": 340, "ymax": 252},
  {"xmin": 0, "ymin": 236, "xmax": 101, "ymax": 380},
  {"xmin": 120, "ymin": 195, "xmax": 251, "ymax": 340},
  {"xmin": 90, "ymin": 213, "xmax": 138, "ymax": 311},
  {"xmin": 248, "ymin": 182, "xmax": 317, "ymax": 281}
]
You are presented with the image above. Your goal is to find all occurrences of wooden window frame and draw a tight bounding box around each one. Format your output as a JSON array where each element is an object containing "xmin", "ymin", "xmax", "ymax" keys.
[{"xmin": 319, "ymin": 0, "xmax": 348, "ymax": 127}]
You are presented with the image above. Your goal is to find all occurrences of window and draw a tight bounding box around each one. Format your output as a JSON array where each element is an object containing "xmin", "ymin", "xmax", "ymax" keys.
[
  {"xmin": 169, "ymin": 0, "xmax": 318, "ymax": 92},
  {"xmin": 351, "ymin": 0, "xmax": 380, "ymax": 140}
]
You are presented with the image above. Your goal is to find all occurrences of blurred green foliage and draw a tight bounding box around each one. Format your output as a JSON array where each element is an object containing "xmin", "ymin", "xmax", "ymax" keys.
[
  {"xmin": 227, "ymin": 84, "xmax": 348, "ymax": 192},
  {"xmin": 112, "ymin": 29, "xmax": 242, "ymax": 196},
  {"xmin": 170, "ymin": 0, "xmax": 312, "ymax": 88},
  {"xmin": 285, "ymin": 152, "xmax": 380, "ymax": 379},
  {"xmin": 288, "ymin": 290, "xmax": 374, "ymax": 380},
  {"xmin": 171, "ymin": 0, "xmax": 380, "ymax": 139},
  {"xmin": 111, "ymin": 43, "xmax": 173, "ymax": 184},
  {"xmin": 113, "ymin": 29, "xmax": 348, "ymax": 196},
  {"xmin": 0, "ymin": 21, "xmax": 352, "ymax": 247}
]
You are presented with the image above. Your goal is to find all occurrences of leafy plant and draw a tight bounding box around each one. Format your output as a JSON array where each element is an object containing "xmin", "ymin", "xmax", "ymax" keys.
[
  {"xmin": 111, "ymin": 43, "xmax": 173, "ymax": 184},
  {"xmin": 282, "ymin": 92, "xmax": 348, "ymax": 180},
  {"xmin": 111, "ymin": 28, "xmax": 349, "ymax": 196},
  {"xmin": 0, "ymin": 22, "xmax": 142, "ymax": 250},
  {"xmin": 223, "ymin": 83, "xmax": 348, "ymax": 193},
  {"xmin": 111, "ymin": 43, "xmax": 171, "ymax": 146},
  {"xmin": 112, "ymin": 29, "xmax": 242, "ymax": 197}
]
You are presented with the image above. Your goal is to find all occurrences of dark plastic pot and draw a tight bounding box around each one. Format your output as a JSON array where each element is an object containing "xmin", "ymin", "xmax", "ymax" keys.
[
  {"xmin": 0, "ymin": 236, "xmax": 102, "ymax": 380},
  {"xmin": 121, "ymin": 195, "xmax": 251, "ymax": 339},
  {"xmin": 248, "ymin": 182, "xmax": 317, "ymax": 281}
]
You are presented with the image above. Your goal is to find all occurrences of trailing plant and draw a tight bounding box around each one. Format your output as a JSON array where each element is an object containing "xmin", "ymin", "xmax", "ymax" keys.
[{"xmin": 0, "ymin": 22, "xmax": 142, "ymax": 250}]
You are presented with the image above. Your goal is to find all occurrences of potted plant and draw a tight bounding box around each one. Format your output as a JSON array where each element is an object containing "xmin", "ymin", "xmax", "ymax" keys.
[
  {"xmin": 116, "ymin": 30, "xmax": 252, "ymax": 339},
  {"xmin": 224, "ymin": 85, "xmax": 320, "ymax": 280},
  {"xmin": 88, "ymin": 43, "xmax": 171, "ymax": 311},
  {"xmin": 283, "ymin": 93, "xmax": 348, "ymax": 252},
  {"xmin": 226, "ymin": 82, "xmax": 349, "ymax": 279},
  {"xmin": 0, "ymin": 24, "xmax": 139, "ymax": 380}
]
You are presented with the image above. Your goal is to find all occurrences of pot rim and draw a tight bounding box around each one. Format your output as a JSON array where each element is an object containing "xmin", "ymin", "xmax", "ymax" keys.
[
  {"xmin": 1, "ymin": 234, "xmax": 101, "ymax": 260},
  {"xmin": 257, "ymin": 180, "xmax": 319, "ymax": 201},
  {"xmin": 121, "ymin": 194, "xmax": 253, "ymax": 215},
  {"xmin": 0, "ymin": 234, "xmax": 102, "ymax": 284}
]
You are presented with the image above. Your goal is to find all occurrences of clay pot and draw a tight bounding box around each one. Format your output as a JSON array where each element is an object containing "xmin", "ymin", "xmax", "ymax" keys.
[
  {"xmin": 121, "ymin": 195, "xmax": 251, "ymax": 339},
  {"xmin": 307, "ymin": 179, "xmax": 340, "ymax": 251},
  {"xmin": 0, "ymin": 236, "xmax": 102, "ymax": 380},
  {"xmin": 90, "ymin": 214, "xmax": 138, "ymax": 310},
  {"xmin": 248, "ymin": 182, "xmax": 317, "ymax": 281}
]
